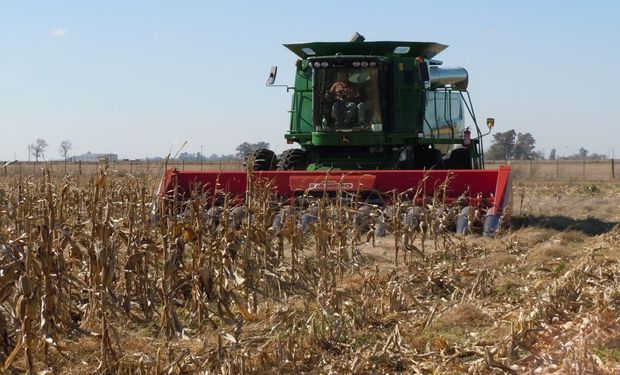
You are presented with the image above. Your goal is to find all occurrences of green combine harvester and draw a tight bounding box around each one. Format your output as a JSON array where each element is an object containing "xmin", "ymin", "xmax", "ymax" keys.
[
  {"xmin": 259, "ymin": 32, "xmax": 493, "ymax": 171},
  {"xmin": 159, "ymin": 34, "xmax": 511, "ymax": 234}
]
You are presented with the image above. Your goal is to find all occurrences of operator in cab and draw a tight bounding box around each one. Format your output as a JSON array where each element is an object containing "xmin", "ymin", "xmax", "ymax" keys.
[{"xmin": 325, "ymin": 71, "xmax": 371, "ymax": 129}]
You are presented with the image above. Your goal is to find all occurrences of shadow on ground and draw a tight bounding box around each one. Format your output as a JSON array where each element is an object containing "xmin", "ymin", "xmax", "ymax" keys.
[{"xmin": 512, "ymin": 215, "xmax": 619, "ymax": 236}]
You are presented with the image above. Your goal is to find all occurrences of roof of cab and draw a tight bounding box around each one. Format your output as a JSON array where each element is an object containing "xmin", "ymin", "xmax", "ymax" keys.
[{"xmin": 283, "ymin": 41, "xmax": 448, "ymax": 59}]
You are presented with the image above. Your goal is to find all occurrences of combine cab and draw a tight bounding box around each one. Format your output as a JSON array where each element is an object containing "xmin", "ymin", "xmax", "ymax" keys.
[{"xmin": 159, "ymin": 34, "xmax": 512, "ymax": 235}]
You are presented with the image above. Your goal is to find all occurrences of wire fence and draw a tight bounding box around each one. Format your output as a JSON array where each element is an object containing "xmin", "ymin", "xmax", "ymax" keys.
[
  {"xmin": 0, "ymin": 160, "xmax": 245, "ymax": 177},
  {"xmin": 486, "ymin": 159, "xmax": 616, "ymax": 181},
  {"xmin": 1, "ymin": 159, "xmax": 617, "ymax": 182}
]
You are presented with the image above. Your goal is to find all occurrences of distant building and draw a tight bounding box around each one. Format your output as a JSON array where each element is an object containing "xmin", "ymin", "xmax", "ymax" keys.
[{"xmin": 72, "ymin": 152, "xmax": 119, "ymax": 162}]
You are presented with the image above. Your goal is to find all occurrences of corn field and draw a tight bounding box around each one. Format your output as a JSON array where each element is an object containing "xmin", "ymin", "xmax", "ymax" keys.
[{"xmin": 0, "ymin": 170, "xmax": 618, "ymax": 374}]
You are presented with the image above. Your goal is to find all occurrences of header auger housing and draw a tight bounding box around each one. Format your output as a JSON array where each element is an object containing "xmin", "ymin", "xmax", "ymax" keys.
[{"xmin": 159, "ymin": 34, "xmax": 512, "ymax": 235}]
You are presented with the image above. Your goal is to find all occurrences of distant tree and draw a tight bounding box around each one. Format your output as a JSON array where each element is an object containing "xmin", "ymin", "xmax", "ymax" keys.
[
  {"xmin": 176, "ymin": 152, "xmax": 241, "ymax": 162},
  {"xmin": 563, "ymin": 148, "xmax": 607, "ymax": 160},
  {"xmin": 549, "ymin": 148, "xmax": 556, "ymax": 160},
  {"xmin": 59, "ymin": 139, "xmax": 72, "ymax": 172},
  {"xmin": 588, "ymin": 153, "xmax": 607, "ymax": 160},
  {"xmin": 513, "ymin": 132, "xmax": 537, "ymax": 160},
  {"xmin": 255, "ymin": 141, "xmax": 270, "ymax": 150},
  {"xmin": 595, "ymin": 153, "xmax": 607, "ymax": 160},
  {"xmin": 29, "ymin": 138, "xmax": 48, "ymax": 162},
  {"xmin": 178, "ymin": 152, "xmax": 197, "ymax": 161},
  {"xmin": 144, "ymin": 156, "xmax": 165, "ymax": 161},
  {"xmin": 235, "ymin": 142, "xmax": 270, "ymax": 159},
  {"xmin": 485, "ymin": 130, "xmax": 516, "ymax": 161},
  {"xmin": 221, "ymin": 154, "xmax": 236, "ymax": 161},
  {"xmin": 235, "ymin": 142, "xmax": 251, "ymax": 159}
]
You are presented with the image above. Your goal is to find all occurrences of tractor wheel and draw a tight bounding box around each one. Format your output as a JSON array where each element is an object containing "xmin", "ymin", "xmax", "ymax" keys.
[
  {"xmin": 446, "ymin": 147, "xmax": 472, "ymax": 169},
  {"xmin": 277, "ymin": 149, "xmax": 307, "ymax": 170},
  {"xmin": 413, "ymin": 146, "xmax": 444, "ymax": 170},
  {"xmin": 248, "ymin": 149, "xmax": 277, "ymax": 171}
]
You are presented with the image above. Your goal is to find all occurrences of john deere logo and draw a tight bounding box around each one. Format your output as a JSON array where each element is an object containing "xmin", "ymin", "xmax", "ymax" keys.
[{"xmin": 341, "ymin": 135, "xmax": 350, "ymax": 144}]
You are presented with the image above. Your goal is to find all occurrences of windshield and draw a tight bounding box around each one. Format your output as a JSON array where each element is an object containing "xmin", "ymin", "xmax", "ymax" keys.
[{"xmin": 313, "ymin": 67, "xmax": 383, "ymax": 131}]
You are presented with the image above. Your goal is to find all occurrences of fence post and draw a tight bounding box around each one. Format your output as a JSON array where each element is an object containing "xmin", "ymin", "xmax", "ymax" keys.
[
  {"xmin": 79, "ymin": 160, "xmax": 82, "ymax": 176},
  {"xmin": 612, "ymin": 158, "xmax": 615, "ymax": 179},
  {"xmin": 582, "ymin": 158, "xmax": 586, "ymax": 180},
  {"xmin": 556, "ymin": 159, "xmax": 559, "ymax": 180}
]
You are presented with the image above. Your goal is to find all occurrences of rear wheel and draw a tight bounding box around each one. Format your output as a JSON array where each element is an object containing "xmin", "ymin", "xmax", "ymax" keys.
[
  {"xmin": 248, "ymin": 149, "xmax": 277, "ymax": 171},
  {"xmin": 413, "ymin": 146, "xmax": 444, "ymax": 170},
  {"xmin": 277, "ymin": 149, "xmax": 307, "ymax": 170},
  {"xmin": 445, "ymin": 147, "xmax": 472, "ymax": 169}
]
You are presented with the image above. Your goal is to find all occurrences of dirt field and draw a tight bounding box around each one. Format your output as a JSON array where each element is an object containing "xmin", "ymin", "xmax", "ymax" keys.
[{"xmin": 0, "ymin": 174, "xmax": 618, "ymax": 374}]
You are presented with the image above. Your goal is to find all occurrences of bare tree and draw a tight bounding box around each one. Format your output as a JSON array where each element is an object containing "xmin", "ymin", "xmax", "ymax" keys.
[
  {"xmin": 29, "ymin": 139, "xmax": 48, "ymax": 163},
  {"xmin": 59, "ymin": 140, "xmax": 72, "ymax": 173}
]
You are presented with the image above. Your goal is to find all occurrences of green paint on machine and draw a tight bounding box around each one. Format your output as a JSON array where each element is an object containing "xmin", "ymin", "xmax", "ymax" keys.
[{"xmin": 268, "ymin": 35, "xmax": 493, "ymax": 171}]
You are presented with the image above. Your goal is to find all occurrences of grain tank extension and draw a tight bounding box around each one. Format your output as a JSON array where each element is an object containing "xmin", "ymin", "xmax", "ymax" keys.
[{"xmin": 159, "ymin": 35, "xmax": 512, "ymax": 234}]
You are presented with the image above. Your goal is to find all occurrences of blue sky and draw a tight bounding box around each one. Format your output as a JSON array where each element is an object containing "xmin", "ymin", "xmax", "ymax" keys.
[{"xmin": 1, "ymin": 1, "xmax": 619, "ymax": 160}]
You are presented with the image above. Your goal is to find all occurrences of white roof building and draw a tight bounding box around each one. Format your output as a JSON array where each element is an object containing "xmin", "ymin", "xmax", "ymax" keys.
[{"xmin": 72, "ymin": 152, "xmax": 119, "ymax": 162}]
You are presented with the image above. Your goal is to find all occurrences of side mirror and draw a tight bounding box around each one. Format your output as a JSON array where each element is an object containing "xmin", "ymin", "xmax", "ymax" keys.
[
  {"xmin": 486, "ymin": 118, "xmax": 495, "ymax": 130},
  {"xmin": 419, "ymin": 61, "xmax": 430, "ymax": 82},
  {"xmin": 266, "ymin": 66, "xmax": 278, "ymax": 86}
]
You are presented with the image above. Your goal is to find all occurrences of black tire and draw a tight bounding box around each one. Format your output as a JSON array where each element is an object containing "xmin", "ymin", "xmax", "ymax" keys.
[
  {"xmin": 277, "ymin": 149, "xmax": 307, "ymax": 171},
  {"xmin": 248, "ymin": 149, "xmax": 277, "ymax": 171},
  {"xmin": 413, "ymin": 146, "xmax": 444, "ymax": 170},
  {"xmin": 445, "ymin": 147, "xmax": 472, "ymax": 169}
]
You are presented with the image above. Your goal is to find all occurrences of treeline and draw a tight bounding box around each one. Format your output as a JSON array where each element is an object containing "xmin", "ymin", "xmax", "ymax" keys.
[
  {"xmin": 144, "ymin": 142, "xmax": 271, "ymax": 162},
  {"xmin": 485, "ymin": 130, "xmax": 608, "ymax": 161},
  {"xmin": 175, "ymin": 141, "xmax": 272, "ymax": 161},
  {"xmin": 547, "ymin": 147, "xmax": 608, "ymax": 161},
  {"xmin": 140, "ymin": 137, "xmax": 610, "ymax": 163},
  {"xmin": 485, "ymin": 130, "xmax": 539, "ymax": 160},
  {"xmin": 176, "ymin": 152, "xmax": 238, "ymax": 162}
]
